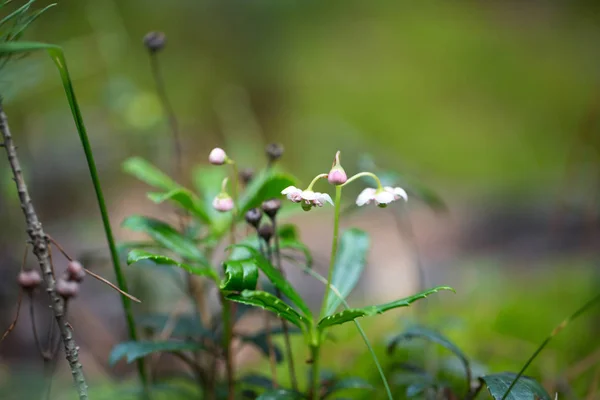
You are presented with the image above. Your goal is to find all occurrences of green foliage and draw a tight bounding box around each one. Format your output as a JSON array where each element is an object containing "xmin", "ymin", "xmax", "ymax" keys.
[
  {"xmin": 256, "ymin": 389, "xmax": 304, "ymax": 399},
  {"xmin": 322, "ymin": 377, "xmax": 373, "ymax": 399},
  {"xmin": 481, "ymin": 373, "xmax": 551, "ymax": 400},
  {"xmin": 109, "ymin": 340, "xmax": 203, "ymax": 365},
  {"xmin": 237, "ymin": 169, "xmax": 297, "ymax": 215},
  {"xmin": 127, "ymin": 249, "xmax": 218, "ymax": 281},
  {"xmin": 220, "ymin": 259, "xmax": 259, "ymax": 292}
]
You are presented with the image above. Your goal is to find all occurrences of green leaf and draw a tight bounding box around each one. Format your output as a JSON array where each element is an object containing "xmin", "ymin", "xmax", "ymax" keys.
[
  {"xmin": 122, "ymin": 216, "xmax": 207, "ymax": 263},
  {"xmin": 220, "ymin": 259, "xmax": 259, "ymax": 292},
  {"xmin": 109, "ymin": 340, "xmax": 202, "ymax": 365},
  {"xmin": 127, "ymin": 249, "xmax": 218, "ymax": 282},
  {"xmin": 237, "ymin": 169, "xmax": 297, "ymax": 216},
  {"xmin": 192, "ymin": 166, "xmax": 230, "ymax": 233},
  {"xmin": 324, "ymin": 229, "xmax": 369, "ymax": 315},
  {"xmin": 317, "ymin": 286, "xmax": 454, "ymax": 331},
  {"xmin": 122, "ymin": 157, "xmax": 178, "ymax": 192},
  {"xmin": 388, "ymin": 325, "xmax": 471, "ymax": 395},
  {"xmin": 278, "ymin": 223, "xmax": 299, "ymax": 241},
  {"xmin": 257, "ymin": 389, "xmax": 304, "ymax": 400},
  {"xmin": 148, "ymin": 189, "xmax": 211, "ymax": 224},
  {"xmin": 238, "ymin": 374, "xmax": 274, "ymax": 390},
  {"xmin": 279, "ymin": 239, "xmax": 313, "ymax": 270},
  {"xmin": 226, "ymin": 290, "xmax": 309, "ymax": 331},
  {"xmin": 231, "ymin": 245, "xmax": 311, "ymax": 318},
  {"xmin": 322, "ymin": 377, "xmax": 373, "ymax": 399},
  {"xmin": 480, "ymin": 373, "xmax": 551, "ymax": 400}
]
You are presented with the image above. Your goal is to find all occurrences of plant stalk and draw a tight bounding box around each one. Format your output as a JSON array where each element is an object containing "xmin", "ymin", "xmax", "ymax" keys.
[
  {"xmin": 0, "ymin": 101, "xmax": 88, "ymax": 399},
  {"xmin": 220, "ymin": 293, "xmax": 235, "ymax": 400},
  {"xmin": 309, "ymin": 344, "xmax": 321, "ymax": 400},
  {"xmin": 319, "ymin": 185, "xmax": 342, "ymax": 319}
]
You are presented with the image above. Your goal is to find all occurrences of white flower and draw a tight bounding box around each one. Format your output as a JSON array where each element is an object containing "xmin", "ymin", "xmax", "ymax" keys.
[
  {"xmin": 281, "ymin": 186, "xmax": 333, "ymax": 207},
  {"xmin": 356, "ymin": 186, "xmax": 407, "ymax": 207},
  {"xmin": 208, "ymin": 147, "xmax": 227, "ymax": 165}
]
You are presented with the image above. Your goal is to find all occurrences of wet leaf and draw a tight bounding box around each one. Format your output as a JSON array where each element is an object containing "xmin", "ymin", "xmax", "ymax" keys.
[{"xmin": 480, "ymin": 373, "xmax": 551, "ymax": 400}]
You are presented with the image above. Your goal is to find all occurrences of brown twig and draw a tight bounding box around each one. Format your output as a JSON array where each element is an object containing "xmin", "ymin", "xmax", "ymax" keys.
[
  {"xmin": 0, "ymin": 100, "xmax": 88, "ymax": 399},
  {"xmin": 46, "ymin": 235, "xmax": 141, "ymax": 303}
]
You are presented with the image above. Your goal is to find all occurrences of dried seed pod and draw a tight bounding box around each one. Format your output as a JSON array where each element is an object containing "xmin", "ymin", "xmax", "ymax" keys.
[
  {"xmin": 265, "ymin": 143, "xmax": 284, "ymax": 163},
  {"xmin": 261, "ymin": 198, "xmax": 281, "ymax": 219},
  {"xmin": 258, "ymin": 223, "xmax": 274, "ymax": 243},
  {"xmin": 245, "ymin": 208, "xmax": 263, "ymax": 228},
  {"xmin": 239, "ymin": 168, "xmax": 254, "ymax": 185},
  {"xmin": 143, "ymin": 31, "xmax": 166, "ymax": 52},
  {"xmin": 17, "ymin": 270, "xmax": 42, "ymax": 290},
  {"xmin": 56, "ymin": 279, "xmax": 79, "ymax": 299},
  {"xmin": 67, "ymin": 261, "xmax": 86, "ymax": 282}
]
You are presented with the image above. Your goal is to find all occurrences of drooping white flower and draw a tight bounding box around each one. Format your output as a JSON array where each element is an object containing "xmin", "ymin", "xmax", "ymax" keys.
[
  {"xmin": 281, "ymin": 186, "xmax": 333, "ymax": 208},
  {"xmin": 356, "ymin": 186, "xmax": 407, "ymax": 207}
]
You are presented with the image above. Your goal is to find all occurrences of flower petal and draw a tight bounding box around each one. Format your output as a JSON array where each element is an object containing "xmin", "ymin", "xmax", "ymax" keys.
[
  {"xmin": 281, "ymin": 186, "xmax": 300, "ymax": 195},
  {"xmin": 375, "ymin": 190, "xmax": 395, "ymax": 204},
  {"xmin": 392, "ymin": 187, "xmax": 408, "ymax": 201},
  {"xmin": 356, "ymin": 188, "xmax": 376, "ymax": 206},
  {"xmin": 301, "ymin": 190, "xmax": 318, "ymax": 201},
  {"xmin": 318, "ymin": 192, "xmax": 334, "ymax": 206}
]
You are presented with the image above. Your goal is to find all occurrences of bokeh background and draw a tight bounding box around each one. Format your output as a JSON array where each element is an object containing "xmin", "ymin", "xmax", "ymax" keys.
[{"xmin": 1, "ymin": 1, "xmax": 599, "ymax": 399}]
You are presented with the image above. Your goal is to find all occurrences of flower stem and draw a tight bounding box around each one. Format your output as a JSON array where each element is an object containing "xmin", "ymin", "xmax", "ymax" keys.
[
  {"xmin": 342, "ymin": 171, "xmax": 382, "ymax": 189},
  {"xmin": 319, "ymin": 185, "xmax": 342, "ymax": 320},
  {"xmin": 306, "ymin": 173, "xmax": 329, "ymax": 191},
  {"xmin": 220, "ymin": 293, "xmax": 235, "ymax": 400},
  {"xmin": 309, "ymin": 344, "xmax": 321, "ymax": 400}
]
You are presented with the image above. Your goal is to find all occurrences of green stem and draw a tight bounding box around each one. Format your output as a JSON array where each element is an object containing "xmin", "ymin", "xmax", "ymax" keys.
[
  {"xmin": 342, "ymin": 171, "xmax": 383, "ymax": 189},
  {"xmin": 319, "ymin": 185, "xmax": 342, "ymax": 320},
  {"xmin": 307, "ymin": 173, "xmax": 328, "ymax": 191},
  {"xmin": 50, "ymin": 51, "xmax": 148, "ymax": 387},
  {"xmin": 220, "ymin": 294, "xmax": 235, "ymax": 400},
  {"xmin": 310, "ymin": 344, "xmax": 321, "ymax": 400}
]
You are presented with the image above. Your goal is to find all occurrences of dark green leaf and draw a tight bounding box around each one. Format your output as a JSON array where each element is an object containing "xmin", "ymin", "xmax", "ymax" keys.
[
  {"xmin": 317, "ymin": 286, "xmax": 454, "ymax": 331},
  {"xmin": 278, "ymin": 224, "xmax": 299, "ymax": 241},
  {"xmin": 480, "ymin": 373, "xmax": 551, "ymax": 400},
  {"xmin": 230, "ymin": 245, "xmax": 311, "ymax": 318},
  {"xmin": 122, "ymin": 157, "xmax": 178, "ymax": 192},
  {"xmin": 280, "ymin": 239, "xmax": 313, "ymax": 270},
  {"xmin": 122, "ymin": 216, "xmax": 207, "ymax": 263},
  {"xmin": 322, "ymin": 377, "xmax": 373, "ymax": 399},
  {"xmin": 226, "ymin": 290, "xmax": 309, "ymax": 330},
  {"xmin": 148, "ymin": 189, "xmax": 210, "ymax": 224},
  {"xmin": 238, "ymin": 374, "xmax": 274, "ymax": 390},
  {"xmin": 324, "ymin": 229, "xmax": 369, "ymax": 315},
  {"xmin": 257, "ymin": 389, "xmax": 304, "ymax": 400},
  {"xmin": 109, "ymin": 340, "xmax": 202, "ymax": 365},
  {"xmin": 220, "ymin": 259, "xmax": 259, "ymax": 292},
  {"xmin": 406, "ymin": 382, "xmax": 428, "ymax": 398},
  {"xmin": 238, "ymin": 170, "xmax": 297, "ymax": 216},
  {"xmin": 127, "ymin": 249, "xmax": 218, "ymax": 282}
]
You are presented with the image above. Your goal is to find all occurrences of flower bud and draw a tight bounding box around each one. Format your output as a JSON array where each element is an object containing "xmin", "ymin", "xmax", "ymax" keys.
[
  {"xmin": 258, "ymin": 223, "xmax": 274, "ymax": 243},
  {"xmin": 18, "ymin": 270, "xmax": 42, "ymax": 290},
  {"xmin": 67, "ymin": 261, "xmax": 86, "ymax": 283},
  {"xmin": 143, "ymin": 31, "xmax": 166, "ymax": 53},
  {"xmin": 261, "ymin": 198, "xmax": 281, "ymax": 219},
  {"xmin": 245, "ymin": 208, "xmax": 263, "ymax": 228},
  {"xmin": 212, "ymin": 194, "xmax": 234, "ymax": 212},
  {"xmin": 56, "ymin": 279, "xmax": 79, "ymax": 299},
  {"xmin": 209, "ymin": 148, "xmax": 227, "ymax": 165},
  {"xmin": 327, "ymin": 151, "xmax": 347, "ymax": 185},
  {"xmin": 239, "ymin": 168, "xmax": 254, "ymax": 185},
  {"xmin": 265, "ymin": 143, "xmax": 284, "ymax": 163}
]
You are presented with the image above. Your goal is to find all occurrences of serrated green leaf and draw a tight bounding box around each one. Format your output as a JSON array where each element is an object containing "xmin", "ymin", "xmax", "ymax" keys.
[
  {"xmin": 122, "ymin": 157, "xmax": 178, "ymax": 191},
  {"xmin": 226, "ymin": 290, "xmax": 309, "ymax": 331},
  {"xmin": 317, "ymin": 286, "xmax": 454, "ymax": 331},
  {"xmin": 220, "ymin": 259, "xmax": 259, "ymax": 292},
  {"xmin": 256, "ymin": 389, "xmax": 304, "ymax": 400},
  {"xmin": 109, "ymin": 340, "xmax": 203, "ymax": 365},
  {"xmin": 322, "ymin": 377, "xmax": 373, "ymax": 399},
  {"xmin": 127, "ymin": 249, "xmax": 218, "ymax": 282},
  {"xmin": 230, "ymin": 245, "xmax": 311, "ymax": 318},
  {"xmin": 122, "ymin": 216, "xmax": 206, "ymax": 263},
  {"xmin": 148, "ymin": 188, "xmax": 211, "ymax": 224},
  {"xmin": 480, "ymin": 373, "xmax": 551, "ymax": 400},
  {"xmin": 237, "ymin": 169, "xmax": 297, "ymax": 216},
  {"xmin": 325, "ymin": 229, "xmax": 369, "ymax": 315}
]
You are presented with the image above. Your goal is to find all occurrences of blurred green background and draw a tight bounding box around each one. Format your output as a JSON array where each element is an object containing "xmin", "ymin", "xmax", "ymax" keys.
[{"xmin": 1, "ymin": 1, "xmax": 599, "ymax": 399}]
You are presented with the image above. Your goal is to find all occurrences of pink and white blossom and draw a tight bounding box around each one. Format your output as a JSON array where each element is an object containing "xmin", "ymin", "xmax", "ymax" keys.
[
  {"xmin": 281, "ymin": 186, "xmax": 333, "ymax": 207},
  {"xmin": 208, "ymin": 147, "xmax": 227, "ymax": 165},
  {"xmin": 212, "ymin": 195, "xmax": 234, "ymax": 212},
  {"xmin": 356, "ymin": 186, "xmax": 407, "ymax": 207}
]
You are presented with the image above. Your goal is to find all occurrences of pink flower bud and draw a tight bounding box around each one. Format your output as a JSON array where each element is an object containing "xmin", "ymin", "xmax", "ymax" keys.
[
  {"xmin": 18, "ymin": 270, "xmax": 42, "ymax": 290},
  {"xmin": 56, "ymin": 279, "xmax": 79, "ymax": 299},
  {"xmin": 212, "ymin": 195, "xmax": 234, "ymax": 212},
  {"xmin": 209, "ymin": 147, "xmax": 227, "ymax": 165},
  {"xmin": 67, "ymin": 261, "xmax": 86, "ymax": 282},
  {"xmin": 328, "ymin": 150, "xmax": 347, "ymax": 185}
]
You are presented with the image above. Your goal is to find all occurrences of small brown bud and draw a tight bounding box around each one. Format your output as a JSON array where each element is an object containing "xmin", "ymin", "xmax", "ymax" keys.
[
  {"xmin": 261, "ymin": 198, "xmax": 281, "ymax": 219},
  {"xmin": 265, "ymin": 143, "xmax": 284, "ymax": 163},
  {"xmin": 143, "ymin": 31, "xmax": 166, "ymax": 53},
  {"xmin": 245, "ymin": 208, "xmax": 263, "ymax": 228},
  {"xmin": 18, "ymin": 270, "xmax": 42, "ymax": 290},
  {"xmin": 239, "ymin": 168, "xmax": 254, "ymax": 185},
  {"xmin": 56, "ymin": 279, "xmax": 79, "ymax": 299},
  {"xmin": 257, "ymin": 223, "xmax": 274, "ymax": 243},
  {"xmin": 67, "ymin": 261, "xmax": 86, "ymax": 282}
]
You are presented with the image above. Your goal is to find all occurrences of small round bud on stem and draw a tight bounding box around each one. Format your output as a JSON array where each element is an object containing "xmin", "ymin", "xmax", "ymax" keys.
[
  {"xmin": 67, "ymin": 261, "xmax": 86, "ymax": 283},
  {"xmin": 209, "ymin": 147, "xmax": 227, "ymax": 165},
  {"xmin": 261, "ymin": 198, "xmax": 281, "ymax": 219},
  {"xmin": 213, "ymin": 194, "xmax": 234, "ymax": 212},
  {"xmin": 56, "ymin": 279, "xmax": 79, "ymax": 299},
  {"xmin": 143, "ymin": 31, "xmax": 166, "ymax": 53},
  {"xmin": 265, "ymin": 143, "xmax": 284, "ymax": 163},
  {"xmin": 258, "ymin": 223, "xmax": 274, "ymax": 243},
  {"xmin": 18, "ymin": 270, "xmax": 42, "ymax": 290},
  {"xmin": 239, "ymin": 168, "xmax": 254, "ymax": 185},
  {"xmin": 245, "ymin": 208, "xmax": 263, "ymax": 228},
  {"xmin": 327, "ymin": 150, "xmax": 347, "ymax": 185}
]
